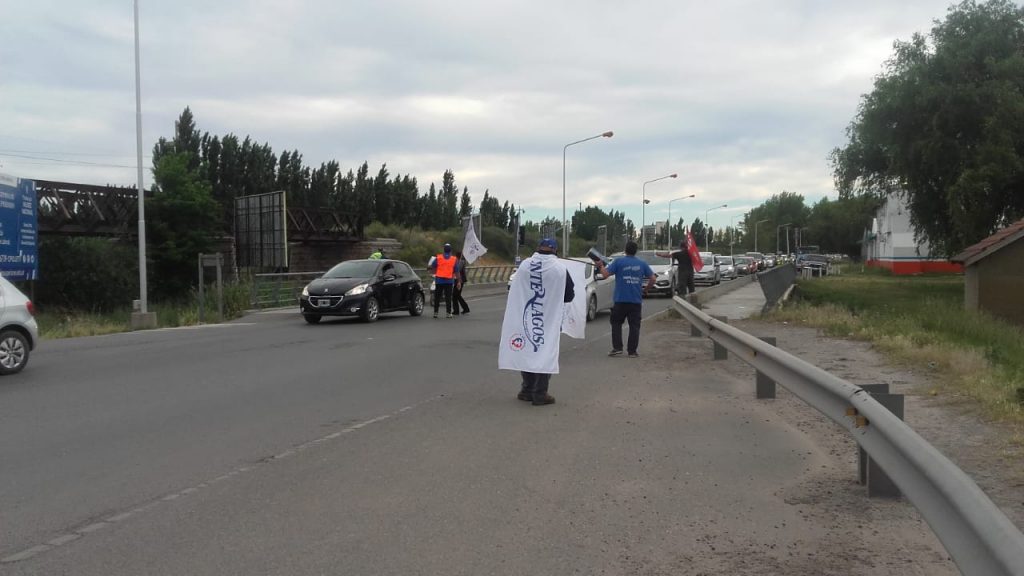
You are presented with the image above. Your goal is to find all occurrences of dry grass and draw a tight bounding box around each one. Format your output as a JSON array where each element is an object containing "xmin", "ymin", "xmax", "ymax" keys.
[{"xmin": 768, "ymin": 272, "xmax": 1024, "ymax": 426}]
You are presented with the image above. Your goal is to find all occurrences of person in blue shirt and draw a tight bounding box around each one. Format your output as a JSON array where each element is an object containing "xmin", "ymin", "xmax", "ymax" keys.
[{"xmin": 593, "ymin": 240, "xmax": 656, "ymax": 358}]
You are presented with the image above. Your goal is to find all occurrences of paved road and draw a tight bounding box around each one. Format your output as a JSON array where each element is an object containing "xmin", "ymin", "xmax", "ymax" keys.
[{"xmin": 0, "ymin": 287, "xmax": 951, "ymax": 575}]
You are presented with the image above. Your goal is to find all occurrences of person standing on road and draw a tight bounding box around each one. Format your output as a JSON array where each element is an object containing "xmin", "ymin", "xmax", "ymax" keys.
[
  {"xmin": 593, "ymin": 240, "xmax": 655, "ymax": 358},
  {"xmin": 657, "ymin": 238, "xmax": 694, "ymax": 297},
  {"xmin": 428, "ymin": 243, "xmax": 458, "ymax": 318},
  {"xmin": 499, "ymin": 238, "xmax": 575, "ymax": 406},
  {"xmin": 452, "ymin": 250, "xmax": 471, "ymax": 316}
]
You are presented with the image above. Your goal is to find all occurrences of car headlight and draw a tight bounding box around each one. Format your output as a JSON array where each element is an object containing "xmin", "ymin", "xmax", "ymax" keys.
[
  {"xmin": 346, "ymin": 283, "xmax": 370, "ymax": 296},
  {"xmin": 302, "ymin": 285, "xmax": 309, "ymax": 297}
]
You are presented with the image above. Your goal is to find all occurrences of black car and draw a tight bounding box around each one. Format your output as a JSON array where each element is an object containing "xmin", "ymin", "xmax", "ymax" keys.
[{"xmin": 299, "ymin": 259, "xmax": 426, "ymax": 324}]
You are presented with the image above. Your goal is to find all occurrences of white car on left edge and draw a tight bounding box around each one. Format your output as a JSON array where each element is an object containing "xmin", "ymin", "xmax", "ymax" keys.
[{"xmin": 0, "ymin": 276, "xmax": 39, "ymax": 375}]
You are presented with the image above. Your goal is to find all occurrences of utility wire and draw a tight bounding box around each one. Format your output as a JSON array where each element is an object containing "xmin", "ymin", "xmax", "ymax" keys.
[{"xmin": 0, "ymin": 152, "xmax": 136, "ymax": 169}]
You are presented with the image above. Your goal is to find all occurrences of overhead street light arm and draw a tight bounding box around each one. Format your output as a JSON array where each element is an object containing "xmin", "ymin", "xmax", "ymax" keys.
[
  {"xmin": 641, "ymin": 173, "xmax": 677, "ymax": 250},
  {"xmin": 563, "ymin": 131, "xmax": 613, "ymax": 253},
  {"xmin": 667, "ymin": 194, "xmax": 695, "ymax": 249}
]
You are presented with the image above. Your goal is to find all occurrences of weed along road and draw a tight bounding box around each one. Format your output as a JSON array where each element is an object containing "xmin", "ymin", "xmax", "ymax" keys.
[{"xmin": 0, "ymin": 292, "xmax": 957, "ymax": 575}]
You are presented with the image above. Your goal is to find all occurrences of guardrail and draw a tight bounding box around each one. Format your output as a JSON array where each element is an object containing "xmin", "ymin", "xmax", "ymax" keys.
[
  {"xmin": 250, "ymin": 265, "xmax": 517, "ymax": 309},
  {"xmin": 412, "ymin": 265, "xmax": 517, "ymax": 285},
  {"xmin": 672, "ymin": 295, "xmax": 1024, "ymax": 576},
  {"xmin": 251, "ymin": 272, "xmax": 324, "ymax": 309}
]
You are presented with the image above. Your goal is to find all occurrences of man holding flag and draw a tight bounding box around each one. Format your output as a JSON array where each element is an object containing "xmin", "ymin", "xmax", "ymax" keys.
[{"xmin": 657, "ymin": 231, "xmax": 701, "ymax": 297}]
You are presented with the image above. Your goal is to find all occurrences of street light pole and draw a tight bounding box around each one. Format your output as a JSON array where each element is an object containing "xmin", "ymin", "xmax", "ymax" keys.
[
  {"xmin": 641, "ymin": 173, "xmax": 677, "ymax": 250},
  {"xmin": 563, "ymin": 131, "xmax": 613, "ymax": 254},
  {"xmin": 667, "ymin": 194, "xmax": 695, "ymax": 249},
  {"xmin": 515, "ymin": 208, "xmax": 526, "ymax": 262},
  {"xmin": 704, "ymin": 204, "xmax": 727, "ymax": 253},
  {"xmin": 131, "ymin": 0, "xmax": 154, "ymax": 329},
  {"xmin": 776, "ymin": 222, "xmax": 793, "ymax": 255},
  {"xmin": 754, "ymin": 219, "xmax": 770, "ymax": 253}
]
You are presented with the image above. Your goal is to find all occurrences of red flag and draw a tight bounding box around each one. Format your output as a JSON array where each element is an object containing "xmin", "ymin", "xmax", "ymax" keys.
[{"xmin": 687, "ymin": 231, "xmax": 703, "ymax": 272}]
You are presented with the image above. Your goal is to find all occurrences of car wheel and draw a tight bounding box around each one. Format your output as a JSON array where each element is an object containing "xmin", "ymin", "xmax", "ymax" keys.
[
  {"xmin": 303, "ymin": 314, "xmax": 322, "ymax": 325},
  {"xmin": 361, "ymin": 296, "xmax": 380, "ymax": 323},
  {"xmin": 409, "ymin": 292, "xmax": 424, "ymax": 316},
  {"xmin": 0, "ymin": 330, "xmax": 29, "ymax": 375},
  {"xmin": 587, "ymin": 294, "xmax": 597, "ymax": 322}
]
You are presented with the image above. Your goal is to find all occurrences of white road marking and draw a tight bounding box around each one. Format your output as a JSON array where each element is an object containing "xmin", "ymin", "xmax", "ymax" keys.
[{"xmin": 0, "ymin": 395, "xmax": 443, "ymax": 566}]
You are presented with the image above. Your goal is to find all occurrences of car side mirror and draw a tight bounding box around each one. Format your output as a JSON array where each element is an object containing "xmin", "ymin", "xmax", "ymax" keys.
[{"xmin": 383, "ymin": 273, "xmax": 397, "ymax": 281}]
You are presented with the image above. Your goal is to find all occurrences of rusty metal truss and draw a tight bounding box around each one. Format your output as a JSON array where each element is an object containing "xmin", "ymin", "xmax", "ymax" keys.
[
  {"xmin": 35, "ymin": 179, "xmax": 142, "ymax": 236},
  {"xmin": 286, "ymin": 207, "xmax": 359, "ymax": 242},
  {"xmin": 34, "ymin": 180, "xmax": 360, "ymax": 241}
]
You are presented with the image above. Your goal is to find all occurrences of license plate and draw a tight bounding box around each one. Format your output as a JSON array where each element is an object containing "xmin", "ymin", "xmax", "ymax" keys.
[{"xmin": 318, "ymin": 298, "xmax": 331, "ymax": 307}]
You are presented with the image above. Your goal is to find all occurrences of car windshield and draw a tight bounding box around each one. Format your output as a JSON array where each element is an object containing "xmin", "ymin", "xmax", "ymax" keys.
[
  {"xmin": 636, "ymin": 251, "xmax": 672, "ymax": 265},
  {"xmin": 323, "ymin": 260, "xmax": 380, "ymax": 279},
  {"xmin": 719, "ymin": 257, "xmax": 733, "ymax": 264},
  {"xmin": 735, "ymin": 257, "xmax": 752, "ymax": 264},
  {"xmin": 803, "ymin": 255, "xmax": 829, "ymax": 263},
  {"xmin": 701, "ymin": 255, "xmax": 715, "ymax": 265}
]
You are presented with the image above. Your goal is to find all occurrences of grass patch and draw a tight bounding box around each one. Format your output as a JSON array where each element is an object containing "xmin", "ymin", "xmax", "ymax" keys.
[
  {"xmin": 37, "ymin": 281, "xmax": 253, "ymax": 340},
  {"xmin": 767, "ymin": 268, "xmax": 1024, "ymax": 425}
]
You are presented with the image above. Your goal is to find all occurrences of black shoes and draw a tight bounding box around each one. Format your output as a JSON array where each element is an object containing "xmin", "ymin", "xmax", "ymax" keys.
[
  {"xmin": 628, "ymin": 353, "xmax": 639, "ymax": 358},
  {"xmin": 608, "ymin": 349, "xmax": 623, "ymax": 357},
  {"xmin": 532, "ymin": 394, "xmax": 556, "ymax": 406},
  {"xmin": 517, "ymin": 391, "xmax": 533, "ymax": 402}
]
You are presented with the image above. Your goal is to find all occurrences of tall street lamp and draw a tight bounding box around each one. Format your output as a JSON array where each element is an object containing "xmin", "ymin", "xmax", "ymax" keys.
[
  {"xmin": 754, "ymin": 219, "xmax": 770, "ymax": 253},
  {"xmin": 515, "ymin": 208, "xmax": 526, "ymax": 262},
  {"xmin": 667, "ymin": 194, "xmax": 695, "ymax": 249},
  {"xmin": 704, "ymin": 204, "xmax": 727, "ymax": 253},
  {"xmin": 730, "ymin": 214, "xmax": 741, "ymax": 257},
  {"xmin": 641, "ymin": 173, "xmax": 677, "ymax": 250},
  {"xmin": 563, "ymin": 131, "xmax": 613, "ymax": 254},
  {"xmin": 131, "ymin": 0, "xmax": 155, "ymax": 329},
  {"xmin": 776, "ymin": 222, "xmax": 793, "ymax": 255}
]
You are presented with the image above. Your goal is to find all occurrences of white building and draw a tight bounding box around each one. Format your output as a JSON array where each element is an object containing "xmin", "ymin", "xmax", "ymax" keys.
[{"xmin": 862, "ymin": 193, "xmax": 961, "ymax": 274}]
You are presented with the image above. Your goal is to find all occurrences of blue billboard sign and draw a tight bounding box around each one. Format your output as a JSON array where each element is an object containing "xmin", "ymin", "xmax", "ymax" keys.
[{"xmin": 0, "ymin": 174, "xmax": 39, "ymax": 281}]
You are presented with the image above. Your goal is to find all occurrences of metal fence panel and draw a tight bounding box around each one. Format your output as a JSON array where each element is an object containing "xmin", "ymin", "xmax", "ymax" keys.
[{"xmin": 757, "ymin": 263, "xmax": 796, "ymax": 311}]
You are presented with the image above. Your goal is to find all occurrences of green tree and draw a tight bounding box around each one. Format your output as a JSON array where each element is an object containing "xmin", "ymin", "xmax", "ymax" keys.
[
  {"xmin": 831, "ymin": 0, "xmax": 1024, "ymax": 255},
  {"xmin": 148, "ymin": 152, "xmax": 221, "ymax": 299}
]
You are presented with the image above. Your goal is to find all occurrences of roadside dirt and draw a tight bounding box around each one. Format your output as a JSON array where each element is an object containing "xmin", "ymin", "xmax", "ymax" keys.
[{"xmin": 642, "ymin": 314, "xmax": 1024, "ymax": 575}]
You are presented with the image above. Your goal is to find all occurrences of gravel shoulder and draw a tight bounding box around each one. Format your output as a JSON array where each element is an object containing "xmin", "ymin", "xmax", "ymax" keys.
[{"xmin": 643, "ymin": 312, "xmax": 1023, "ymax": 574}]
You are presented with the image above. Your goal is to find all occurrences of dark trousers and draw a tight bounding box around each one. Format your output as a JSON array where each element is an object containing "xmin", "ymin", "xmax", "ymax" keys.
[
  {"xmin": 610, "ymin": 302, "xmax": 643, "ymax": 354},
  {"xmin": 677, "ymin": 270, "xmax": 695, "ymax": 295},
  {"xmin": 520, "ymin": 371, "xmax": 551, "ymax": 398},
  {"xmin": 434, "ymin": 283, "xmax": 453, "ymax": 314},
  {"xmin": 452, "ymin": 284, "xmax": 470, "ymax": 314}
]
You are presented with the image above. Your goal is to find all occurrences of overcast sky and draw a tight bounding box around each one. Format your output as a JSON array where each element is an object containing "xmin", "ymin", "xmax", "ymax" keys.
[{"xmin": 0, "ymin": 0, "xmax": 957, "ymax": 231}]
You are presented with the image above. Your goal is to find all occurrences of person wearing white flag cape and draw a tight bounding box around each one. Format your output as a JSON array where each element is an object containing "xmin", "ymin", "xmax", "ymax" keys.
[{"xmin": 499, "ymin": 237, "xmax": 575, "ymax": 406}]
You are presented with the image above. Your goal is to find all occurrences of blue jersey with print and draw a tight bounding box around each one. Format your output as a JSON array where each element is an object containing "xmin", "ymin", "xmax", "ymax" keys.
[{"xmin": 607, "ymin": 256, "xmax": 654, "ymax": 304}]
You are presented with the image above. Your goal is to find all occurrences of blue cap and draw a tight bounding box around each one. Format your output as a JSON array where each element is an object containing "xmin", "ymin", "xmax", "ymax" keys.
[{"xmin": 538, "ymin": 238, "xmax": 558, "ymax": 251}]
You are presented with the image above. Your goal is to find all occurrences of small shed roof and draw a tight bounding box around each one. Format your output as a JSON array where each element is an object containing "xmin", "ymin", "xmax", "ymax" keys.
[{"xmin": 951, "ymin": 218, "xmax": 1024, "ymax": 267}]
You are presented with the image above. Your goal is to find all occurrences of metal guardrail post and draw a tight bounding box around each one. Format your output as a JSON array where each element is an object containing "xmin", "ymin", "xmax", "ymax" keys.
[
  {"xmin": 867, "ymin": 392, "xmax": 905, "ymax": 499},
  {"xmin": 712, "ymin": 315, "xmax": 728, "ymax": 360},
  {"xmin": 857, "ymin": 384, "xmax": 890, "ymax": 485},
  {"xmin": 756, "ymin": 336, "xmax": 777, "ymax": 399}
]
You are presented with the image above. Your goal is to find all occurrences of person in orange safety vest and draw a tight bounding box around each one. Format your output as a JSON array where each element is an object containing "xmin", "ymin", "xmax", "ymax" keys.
[{"xmin": 428, "ymin": 243, "xmax": 459, "ymax": 318}]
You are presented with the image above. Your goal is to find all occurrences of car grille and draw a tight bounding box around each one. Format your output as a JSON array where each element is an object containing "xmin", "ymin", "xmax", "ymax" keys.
[{"xmin": 309, "ymin": 295, "xmax": 343, "ymax": 308}]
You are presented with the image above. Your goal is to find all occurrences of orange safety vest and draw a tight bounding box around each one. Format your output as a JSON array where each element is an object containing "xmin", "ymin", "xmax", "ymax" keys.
[{"xmin": 435, "ymin": 254, "xmax": 457, "ymax": 279}]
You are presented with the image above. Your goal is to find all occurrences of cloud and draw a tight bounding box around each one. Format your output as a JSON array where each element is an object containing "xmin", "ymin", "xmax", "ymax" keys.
[{"xmin": 0, "ymin": 0, "xmax": 957, "ymax": 231}]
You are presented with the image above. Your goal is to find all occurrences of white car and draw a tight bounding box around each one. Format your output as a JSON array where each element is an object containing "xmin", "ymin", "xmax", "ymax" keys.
[
  {"xmin": 635, "ymin": 251, "xmax": 674, "ymax": 296},
  {"xmin": 693, "ymin": 253, "xmax": 721, "ymax": 285},
  {"xmin": 507, "ymin": 258, "xmax": 613, "ymax": 321},
  {"xmin": 717, "ymin": 256, "xmax": 738, "ymax": 280},
  {"xmin": 0, "ymin": 276, "xmax": 39, "ymax": 375}
]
